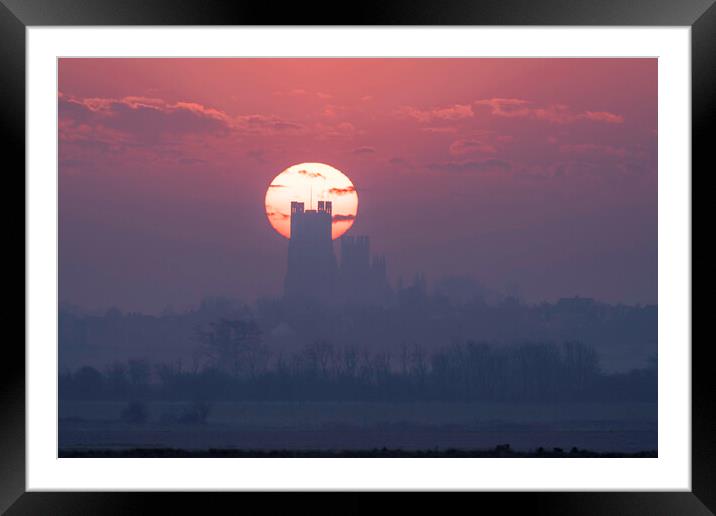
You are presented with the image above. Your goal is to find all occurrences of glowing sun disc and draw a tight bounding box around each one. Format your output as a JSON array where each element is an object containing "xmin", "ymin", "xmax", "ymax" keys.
[{"xmin": 265, "ymin": 162, "xmax": 358, "ymax": 240}]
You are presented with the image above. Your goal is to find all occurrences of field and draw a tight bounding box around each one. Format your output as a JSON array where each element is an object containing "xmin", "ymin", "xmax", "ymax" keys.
[{"xmin": 59, "ymin": 401, "xmax": 657, "ymax": 455}]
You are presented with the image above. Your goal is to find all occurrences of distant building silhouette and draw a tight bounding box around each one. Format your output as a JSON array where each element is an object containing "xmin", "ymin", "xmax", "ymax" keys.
[
  {"xmin": 338, "ymin": 235, "xmax": 392, "ymax": 306},
  {"xmin": 283, "ymin": 201, "xmax": 391, "ymax": 306},
  {"xmin": 284, "ymin": 201, "xmax": 337, "ymax": 303},
  {"xmin": 396, "ymin": 272, "xmax": 427, "ymax": 306}
]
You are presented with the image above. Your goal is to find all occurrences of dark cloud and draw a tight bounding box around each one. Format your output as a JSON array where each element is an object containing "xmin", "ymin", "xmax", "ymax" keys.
[
  {"xmin": 239, "ymin": 115, "xmax": 304, "ymax": 133},
  {"xmin": 59, "ymin": 95, "xmax": 233, "ymax": 144},
  {"xmin": 178, "ymin": 157, "xmax": 207, "ymax": 166},
  {"xmin": 430, "ymin": 159, "xmax": 512, "ymax": 174},
  {"xmin": 559, "ymin": 143, "xmax": 629, "ymax": 159},
  {"xmin": 58, "ymin": 93, "xmax": 306, "ymax": 149},
  {"xmin": 475, "ymin": 98, "xmax": 624, "ymax": 125},
  {"xmin": 389, "ymin": 157, "xmax": 410, "ymax": 168},
  {"xmin": 246, "ymin": 149, "xmax": 266, "ymax": 162},
  {"xmin": 353, "ymin": 146, "xmax": 376, "ymax": 155},
  {"xmin": 59, "ymin": 158, "xmax": 86, "ymax": 168},
  {"xmin": 332, "ymin": 214, "xmax": 356, "ymax": 222}
]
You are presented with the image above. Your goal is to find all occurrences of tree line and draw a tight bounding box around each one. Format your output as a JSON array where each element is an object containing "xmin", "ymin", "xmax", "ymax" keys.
[{"xmin": 59, "ymin": 318, "xmax": 656, "ymax": 403}]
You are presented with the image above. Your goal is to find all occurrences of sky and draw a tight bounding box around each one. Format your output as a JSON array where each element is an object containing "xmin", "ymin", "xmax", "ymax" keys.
[{"xmin": 58, "ymin": 58, "xmax": 657, "ymax": 313}]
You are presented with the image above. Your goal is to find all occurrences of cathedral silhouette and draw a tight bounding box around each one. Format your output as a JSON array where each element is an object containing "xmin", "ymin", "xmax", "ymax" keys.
[{"xmin": 284, "ymin": 200, "xmax": 391, "ymax": 305}]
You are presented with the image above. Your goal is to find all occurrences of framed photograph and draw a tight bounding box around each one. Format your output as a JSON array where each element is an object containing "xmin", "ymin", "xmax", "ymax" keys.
[{"xmin": 6, "ymin": 0, "xmax": 708, "ymax": 512}]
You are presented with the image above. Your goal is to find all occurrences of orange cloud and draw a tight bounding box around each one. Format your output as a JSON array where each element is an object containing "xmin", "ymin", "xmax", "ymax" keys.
[
  {"xmin": 474, "ymin": 98, "xmax": 531, "ymax": 117},
  {"xmin": 297, "ymin": 169, "xmax": 325, "ymax": 179},
  {"xmin": 581, "ymin": 111, "xmax": 625, "ymax": 124},
  {"xmin": 266, "ymin": 210, "xmax": 290, "ymax": 220},
  {"xmin": 328, "ymin": 186, "xmax": 356, "ymax": 195},
  {"xmin": 421, "ymin": 126, "xmax": 458, "ymax": 134},
  {"xmin": 532, "ymin": 105, "xmax": 575, "ymax": 124},
  {"xmin": 322, "ymin": 105, "xmax": 341, "ymax": 117},
  {"xmin": 333, "ymin": 214, "xmax": 356, "ymax": 222},
  {"xmin": 396, "ymin": 104, "xmax": 474, "ymax": 123}
]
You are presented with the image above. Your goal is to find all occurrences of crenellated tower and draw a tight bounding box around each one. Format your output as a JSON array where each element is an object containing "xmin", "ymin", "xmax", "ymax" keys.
[{"xmin": 284, "ymin": 200, "xmax": 337, "ymax": 304}]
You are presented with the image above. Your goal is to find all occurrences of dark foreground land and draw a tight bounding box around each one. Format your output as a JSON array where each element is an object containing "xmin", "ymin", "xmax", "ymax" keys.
[
  {"xmin": 59, "ymin": 401, "xmax": 658, "ymax": 454},
  {"xmin": 59, "ymin": 446, "xmax": 657, "ymax": 458}
]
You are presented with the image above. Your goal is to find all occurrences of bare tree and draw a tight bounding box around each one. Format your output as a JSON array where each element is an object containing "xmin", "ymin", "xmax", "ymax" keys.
[{"xmin": 196, "ymin": 319, "xmax": 266, "ymax": 378}]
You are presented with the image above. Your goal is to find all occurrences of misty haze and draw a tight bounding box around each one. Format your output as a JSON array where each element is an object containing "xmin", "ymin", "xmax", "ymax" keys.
[{"xmin": 58, "ymin": 58, "xmax": 657, "ymax": 458}]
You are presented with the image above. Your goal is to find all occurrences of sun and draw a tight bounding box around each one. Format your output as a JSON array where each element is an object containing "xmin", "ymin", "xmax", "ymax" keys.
[{"xmin": 265, "ymin": 163, "xmax": 359, "ymax": 240}]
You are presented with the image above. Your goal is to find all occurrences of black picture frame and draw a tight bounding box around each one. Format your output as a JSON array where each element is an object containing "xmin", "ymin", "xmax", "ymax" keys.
[{"xmin": 4, "ymin": 0, "xmax": 708, "ymax": 512}]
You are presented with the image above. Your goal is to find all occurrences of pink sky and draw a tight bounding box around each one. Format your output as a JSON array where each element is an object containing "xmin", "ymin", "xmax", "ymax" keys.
[{"xmin": 59, "ymin": 59, "xmax": 657, "ymax": 313}]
